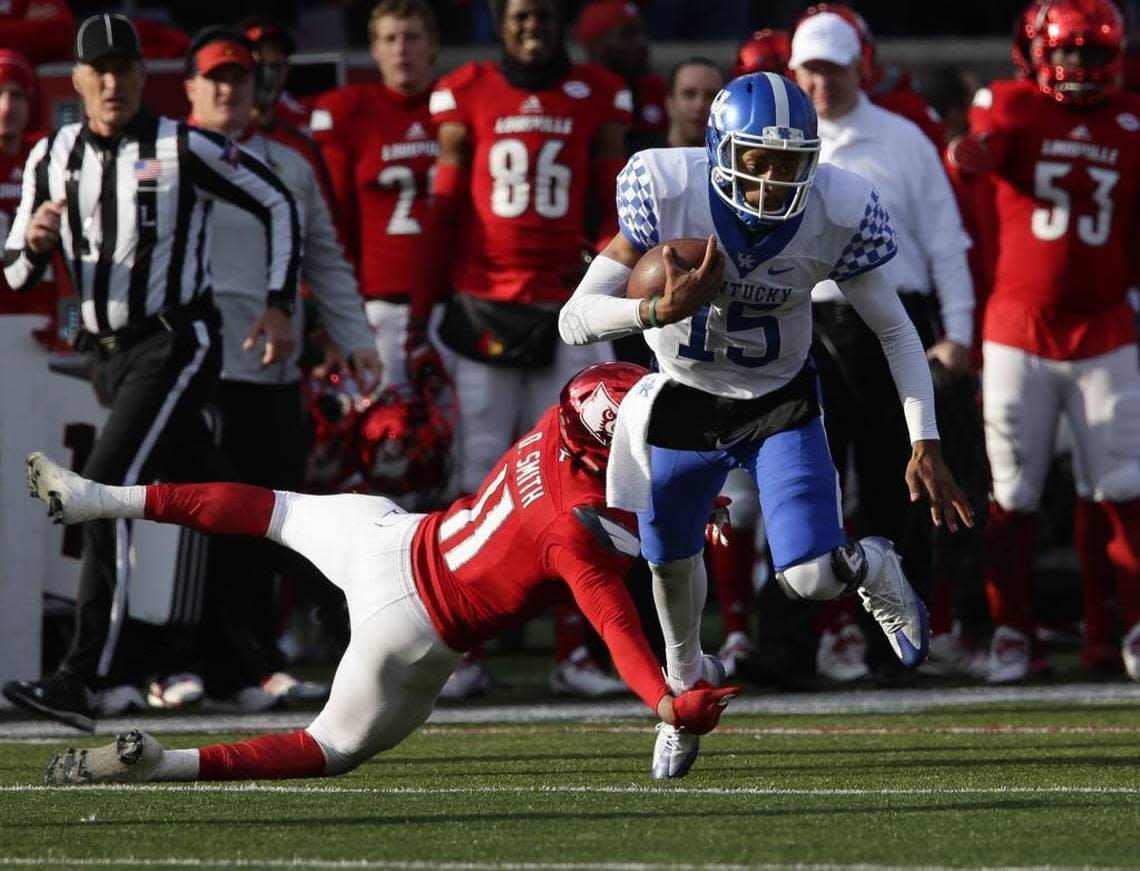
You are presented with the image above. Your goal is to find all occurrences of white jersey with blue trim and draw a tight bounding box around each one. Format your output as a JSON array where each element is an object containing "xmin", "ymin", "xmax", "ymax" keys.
[{"xmin": 616, "ymin": 147, "xmax": 897, "ymax": 400}]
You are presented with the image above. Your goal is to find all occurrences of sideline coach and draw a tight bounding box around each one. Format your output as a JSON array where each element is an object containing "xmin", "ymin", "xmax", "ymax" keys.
[{"xmin": 2, "ymin": 13, "xmax": 300, "ymax": 730}]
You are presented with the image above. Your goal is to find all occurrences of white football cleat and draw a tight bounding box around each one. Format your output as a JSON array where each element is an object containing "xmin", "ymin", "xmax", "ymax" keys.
[
  {"xmin": 550, "ymin": 648, "xmax": 627, "ymax": 696},
  {"xmin": 717, "ymin": 632, "xmax": 753, "ymax": 679},
  {"xmin": 147, "ymin": 672, "xmax": 205, "ymax": 709},
  {"xmin": 816, "ymin": 624, "xmax": 870, "ymax": 682},
  {"xmin": 44, "ymin": 729, "xmax": 163, "ymax": 785},
  {"xmin": 986, "ymin": 625, "xmax": 1031, "ymax": 684},
  {"xmin": 651, "ymin": 722, "xmax": 700, "ymax": 780},
  {"xmin": 26, "ymin": 452, "xmax": 107, "ymax": 525},
  {"xmin": 919, "ymin": 622, "xmax": 988, "ymax": 679},
  {"xmin": 856, "ymin": 537, "xmax": 929, "ymax": 668},
  {"xmin": 1122, "ymin": 623, "xmax": 1140, "ymax": 683},
  {"xmin": 438, "ymin": 658, "xmax": 491, "ymax": 700}
]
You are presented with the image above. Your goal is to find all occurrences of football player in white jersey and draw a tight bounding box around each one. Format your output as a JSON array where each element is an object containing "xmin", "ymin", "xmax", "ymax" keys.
[{"xmin": 558, "ymin": 72, "xmax": 973, "ymax": 779}]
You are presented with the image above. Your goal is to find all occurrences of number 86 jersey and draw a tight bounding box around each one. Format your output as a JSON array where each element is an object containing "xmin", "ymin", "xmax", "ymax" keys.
[
  {"xmin": 430, "ymin": 62, "xmax": 631, "ymax": 304},
  {"xmin": 969, "ymin": 79, "xmax": 1140, "ymax": 360},
  {"xmin": 617, "ymin": 147, "xmax": 898, "ymax": 400}
]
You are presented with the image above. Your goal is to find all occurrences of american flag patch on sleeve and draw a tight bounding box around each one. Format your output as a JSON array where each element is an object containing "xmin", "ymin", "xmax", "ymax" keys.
[{"xmin": 133, "ymin": 159, "xmax": 162, "ymax": 181}]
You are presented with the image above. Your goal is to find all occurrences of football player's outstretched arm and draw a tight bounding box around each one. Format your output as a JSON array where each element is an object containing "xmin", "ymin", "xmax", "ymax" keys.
[{"xmin": 839, "ymin": 268, "xmax": 975, "ymax": 532}]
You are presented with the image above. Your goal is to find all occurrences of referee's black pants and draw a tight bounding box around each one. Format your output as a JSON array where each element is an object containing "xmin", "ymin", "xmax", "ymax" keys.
[{"xmin": 60, "ymin": 315, "xmax": 233, "ymax": 685}]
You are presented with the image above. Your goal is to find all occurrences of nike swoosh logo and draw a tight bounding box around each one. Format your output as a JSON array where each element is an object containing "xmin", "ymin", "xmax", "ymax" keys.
[{"xmin": 768, "ymin": 266, "xmax": 794, "ymax": 275}]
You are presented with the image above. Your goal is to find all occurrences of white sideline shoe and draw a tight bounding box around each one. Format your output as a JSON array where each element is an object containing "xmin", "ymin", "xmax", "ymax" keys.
[
  {"xmin": 919, "ymin": 623, "xmax": 988, "ymax": 679},
  {"xmin": 651, "ymin": 722, "xmax": 700, "ymax": 779},
  {"xmin": 1123, "ymin": 623, "xmax": 1140, "ymax": 683},
  {"xmin": 438, "ymin": 658, "xmax": 491, "ymax": 700},
  {"xmin": 856, "ymin": 537, "xmax": 930, "ymax": 668},
  {"xmin": 717, "ymin": 631, "xmax": 754, "ymax": 679},
  {"xmin": 148, "ymin": 672, "xmax": 205, "ymax": 709},
  {"xmin": 986, "ymin": 625, "xmax": 1031, "ymax": 684},
  {"xmin": 816, "ymin": 624, "xmax": 870, "ymax": 682},
  {"xmin": 26, "ymin": 452, "xmax": 109, "ymax": 525},
  {"xmin": 44, "ymin": 730, "xmax": 163, "ymax": 785},
  {"xmin": 260, "ymin": 672, "xmax": 329, "ymax": 702},
  {"xmin": 551, "ymin": 648, "xmax": 627, "ymax": 696},
  {"xmin": 96, "ymin": 685, "xmax": 147, "ymax": 717}
]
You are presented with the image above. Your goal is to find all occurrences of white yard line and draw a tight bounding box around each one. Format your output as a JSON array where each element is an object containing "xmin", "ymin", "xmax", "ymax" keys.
[
  {"xmin": 1, "ymin": 683, "xmax": 1139, "ymax": 740},
  {"xmin": 0, "ymin": 860, "xmax": 1122, "ymax": 871},
  {"xmin": 0, "ymin": 784, "xmax": 1137, "ymax": 796}
]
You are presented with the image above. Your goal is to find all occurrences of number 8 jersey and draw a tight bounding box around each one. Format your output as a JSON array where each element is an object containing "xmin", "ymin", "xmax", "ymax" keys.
[
  {"xmin": 430, "ymin": 62, "xmax": 631, "ymax": 304},
  {"xmin": 969, "ymin": 79, "xmax": 1140, "ymax": 360}
]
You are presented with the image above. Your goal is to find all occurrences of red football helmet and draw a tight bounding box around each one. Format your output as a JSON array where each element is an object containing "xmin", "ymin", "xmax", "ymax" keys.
[
  {"xmin": 558, "ymin": 361, "xmax": 649, "ymax": 477},
  {"xmin": 1013, "ymin": 0, "xmax": 1041, "ymax": 79},
  {"xmin": 355, "ymin": 384, "xmax": 454, "ymax": 499},
  {"xmin": 303, "ymin": 368, "xmax": 365, "ymax": 493},
  {"xmin": 795, "ymin": 3, "xmax": 876, "ymax": 81},
  {"xmin": 733, "ymin": 29, "xmax": 791, "ymax": 77},
  {"xmin": 1027, "ymin": 0, "xmax": 1124, "ymax": 104}
]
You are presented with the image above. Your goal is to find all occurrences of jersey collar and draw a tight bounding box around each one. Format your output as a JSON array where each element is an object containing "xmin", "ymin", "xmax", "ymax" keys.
[{"xmin": 708, "ymin": 187, "xmax": 804, "ymax": 276}]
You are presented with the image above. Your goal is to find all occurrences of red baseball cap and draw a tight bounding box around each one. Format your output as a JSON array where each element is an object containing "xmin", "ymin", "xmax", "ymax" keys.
[
  {"xmin": 0, "ymin": 49, "xmax": 35, "ymax": 94},
  {"xmin": 576, "ymin": 1, "xmax": 641, "ymax": 45},
  {"xmin": 195, "ymin": 39, "xmax": 255, "ymax": 76}
]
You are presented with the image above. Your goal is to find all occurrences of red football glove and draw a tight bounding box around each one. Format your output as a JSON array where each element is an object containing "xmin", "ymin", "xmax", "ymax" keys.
[
  {"xmin": 671, "ymin": 684, "xmax": 741, "ymax": 735},
  {"xmin": 946, "ymin": 134, "xmax": 997, "ymax": 177},
  {"xmin": 705, "ymin": 495, "xmax": 732, "ymax": 547},
  {"xmin": 405, "ymin": 324, "xmax": 450, "ymax": 399}
]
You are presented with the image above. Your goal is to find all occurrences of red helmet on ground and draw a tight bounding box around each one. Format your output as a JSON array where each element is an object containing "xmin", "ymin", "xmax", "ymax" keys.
[
  {"xmin": 733, "ymin": 29, "xmax": 791, "ymax": 77},
  {"xmin": 355, "ymin": 385, "xmax": 454, "ymax": 498},
  {"xmin": 558, "ymin": 362, "xmax": 648, "ymax": 477},
  {"xmin": 795, "ymin": 3, "xmax": 876, "ymax": 80},
  {"xmin": 1027, "ymin": 0, "xmax": 1124, "ymax": 104},
  {"xmin": 303, "ymin": 369, "xmax": 365, "ymax": 493}
]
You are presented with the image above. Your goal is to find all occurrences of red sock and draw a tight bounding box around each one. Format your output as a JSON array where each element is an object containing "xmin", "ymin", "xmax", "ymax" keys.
[
  {"xmin": 197, "ymin": 729, "xmax": 327, "ymax": 780},
  {"xmin": 983, "ymin": 503, "xmax": 1035, "ymax": 633},
  {"xmin": 1074, "ymin": 498, "xmax": 1117, "ymax": 659},
  {"xmin": 708, "ymin": 527, "xmax": 755, "ymax": 638},
  {"xmin": 1102, "ymin": 499, "xmax": 1140, "ymax": 630},
  {"xmin": 145, "ymin": 482, "xmax": 276, "ymax": 537},
  {"xmin": 553, "ymin": 601, "xmax": 587, "ymax": 663}
]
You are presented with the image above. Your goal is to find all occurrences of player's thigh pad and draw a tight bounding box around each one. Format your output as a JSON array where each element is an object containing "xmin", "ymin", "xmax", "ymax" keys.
[
  {"xmin": 453, "ymin": 358, "xmax": 521, "ymax": 494},
  {"xmin": 1067, "ymin": 344, "xmax": 1140, "ymax": 502},
  {"xmin": 306, "ymin": 597, "xmax": 459, "ymax": 775},
  {"xmin": 638, "ymin": 446, "xmax": 733, "ymax": 563},
  {"xmin": 982, "ymin": 342, "xmax": 1064, "ymax": 512},
  {"xmin": 268, "ymin": 491, "xmax": 420, "ymax": 626},
  {"xmin": 751, "ymin": 415, "xmax": 846, "ymax": 571}
]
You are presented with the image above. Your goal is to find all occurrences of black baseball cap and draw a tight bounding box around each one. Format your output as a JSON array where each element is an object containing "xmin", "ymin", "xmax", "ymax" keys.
[{"xmin": 75, "ymin": 13, "xmax": 142, "ymax": 65}]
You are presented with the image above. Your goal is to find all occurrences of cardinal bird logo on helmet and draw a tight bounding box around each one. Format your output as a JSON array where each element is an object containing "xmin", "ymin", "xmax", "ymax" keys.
[{"xmin": 578, "ymin": 382, "xmax": 621, "ymax": 446}]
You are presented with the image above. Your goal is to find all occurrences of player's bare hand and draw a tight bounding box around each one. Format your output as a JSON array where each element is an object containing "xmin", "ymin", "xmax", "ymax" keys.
[
  {"xmin": 27, "ymin": 199, "xmax": 65, "ymax": 254},
  {"xmin": 244, "ymin": 306, "xmax": 296, "ymax": 367},
  {"xmin": 658, "ymin": 235, "xmax": 723, "ymax": 324},
  {"xmin": 926, "ymin": 339, "xmax": 971, "ymax": 376},
  {"xmin": 946, "ymin": 134, "xmax": 997, "ymax": 176},
  {"xmin": 350, "ymin": 348, "xmax": 382, "ymax": 394},
  {"xmin": 905, "ymin": 439, "xmax": 974, "ymax": 532}
]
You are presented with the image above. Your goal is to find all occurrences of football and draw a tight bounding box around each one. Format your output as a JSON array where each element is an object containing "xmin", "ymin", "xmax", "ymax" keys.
[{"xmin": 626, "ymin": 237, "xmax": 718, "ymax": 299}]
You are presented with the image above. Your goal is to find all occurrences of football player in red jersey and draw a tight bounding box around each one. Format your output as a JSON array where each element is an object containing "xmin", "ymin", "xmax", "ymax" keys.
[
  {"xmin": 418, "ymin": 0, "xmax": 632, "ymax": 697},
  {"xmin": 732, "ymin": 29, "xmax": 790, "ymax": 78},
  {"xmin": 31, "ymin": 362, "xmax": 740, "ymax": 784},
  {"xmin": 312, "ymin": 0, "xmax": 443, "ymax": 392},
  {"xmin": 0, "ymin": 49, "xmax": 57, "ymax": 319},
  {"xmin": 951, "ymin": 0, "xmax": 1140, "ymax": 683}
]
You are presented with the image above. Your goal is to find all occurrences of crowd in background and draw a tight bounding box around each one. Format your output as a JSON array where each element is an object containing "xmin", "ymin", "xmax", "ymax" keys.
[{"xmin": 2, "ymin": 0, "xmax": 1139, "ymax": 730}]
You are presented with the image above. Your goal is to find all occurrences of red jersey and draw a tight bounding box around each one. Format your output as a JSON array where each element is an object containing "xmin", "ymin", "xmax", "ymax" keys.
[
  {"xmin": 632, "ymin": 72, "xmax": 668, "ymax": 136},
  {"xmin": 0, "ymin": 138, "xmax": 55, "ymax": 315},
  {"xmin": 868, "ymin": 67, "xmax": 945, "ymax": 150},
  {"xmin": 0, "ymin": 0, "xmax": 73, "ymax": 64},
  {"xmin": 312, "ymin": 84, "xmax": 437, "ymax": 301},
  {"xmin": 430, "ymin": 62, "xmax": 632, "ymax": 304},
  {"xmin": 410, "ymin": 407, "xmax": 667, "ymax": 712},
  {"xmin": 971, "ymin": 79, "xmax": 1140, "ymax": 359}
]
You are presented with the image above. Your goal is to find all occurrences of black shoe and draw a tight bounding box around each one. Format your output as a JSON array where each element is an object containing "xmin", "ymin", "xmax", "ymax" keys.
[{"xmin": 2, "ymin": 672, "xmax": 96, "ymax": 731}]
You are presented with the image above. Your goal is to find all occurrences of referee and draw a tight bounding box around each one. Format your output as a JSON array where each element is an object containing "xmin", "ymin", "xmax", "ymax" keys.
[{"xmin": 2, "ymin": 13, "xmax": 300, "ymax": 731}]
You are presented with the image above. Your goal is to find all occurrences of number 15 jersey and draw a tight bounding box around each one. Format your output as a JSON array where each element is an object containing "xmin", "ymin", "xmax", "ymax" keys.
[
  {"xmin": 969, "ymin": 79, "xmax": 1140, "ymax": 360},
  {"xmin": 430, "ymin": 62, "xmax": 631, "ymax": 304}
]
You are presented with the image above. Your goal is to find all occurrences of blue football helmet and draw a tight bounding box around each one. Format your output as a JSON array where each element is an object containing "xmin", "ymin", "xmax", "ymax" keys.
[{"xmin": 706, "ymin": 72, "xmax": 821, "ymax": 227}]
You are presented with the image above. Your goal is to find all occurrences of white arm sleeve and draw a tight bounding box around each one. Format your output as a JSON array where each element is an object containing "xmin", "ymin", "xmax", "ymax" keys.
[
  {"xmin": 839, "ymin": 268, "xmax": 940, "ymax": 443},
  {"xmin": 558, "ymin": 255, "xmax": 644, "ymax": 345}
]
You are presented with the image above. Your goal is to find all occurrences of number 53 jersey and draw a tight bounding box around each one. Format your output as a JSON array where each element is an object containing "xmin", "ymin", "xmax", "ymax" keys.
[
  {"xmin": 430, "ymin": 62, "xmax": 631, "ymax": 304},
  {"xmin": 969, "ymin": 79, "xmax": 1140, "ymax": 360},
  {"xmin": 616, "ymin": 147, "xmax": 898, "ymax": 401}
]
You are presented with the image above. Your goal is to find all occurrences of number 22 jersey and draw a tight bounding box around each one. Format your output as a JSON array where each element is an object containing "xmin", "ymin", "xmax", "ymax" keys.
[{"xmin": 969, "ymin": 79, "xmax": 1140, "ymax": 359}]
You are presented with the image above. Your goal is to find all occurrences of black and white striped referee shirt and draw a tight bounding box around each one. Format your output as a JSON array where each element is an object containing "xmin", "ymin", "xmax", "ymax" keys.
[{"xmin": 2, "ymin": 110, "xmax": 300, "ymax": 334}]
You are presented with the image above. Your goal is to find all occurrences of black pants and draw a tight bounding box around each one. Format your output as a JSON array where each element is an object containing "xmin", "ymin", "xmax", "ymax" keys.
[{"xmin": 62, "ymin": 317, "xmax": 232, "ymax": 685}]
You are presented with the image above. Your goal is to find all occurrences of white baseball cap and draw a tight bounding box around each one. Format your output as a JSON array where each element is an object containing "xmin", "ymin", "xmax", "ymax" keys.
[{"xmin": 789, "ymin": 12, "xmax": 861, "ymax": 69}]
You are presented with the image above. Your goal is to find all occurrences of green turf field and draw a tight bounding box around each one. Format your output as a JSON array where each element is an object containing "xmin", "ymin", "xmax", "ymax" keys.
[{"xmin": 1, "ymin": 702, "xmax": 1137, "ymax": 870}]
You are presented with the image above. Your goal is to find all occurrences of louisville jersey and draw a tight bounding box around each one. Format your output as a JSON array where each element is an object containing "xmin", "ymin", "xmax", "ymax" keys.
[
  {"xmin": 970, "ymin": 79, "xmax": 1140, "ymax": 359},
  {"xmin": 409, "ymin": 406, "xmax": 667, "ymax": 709},
  {"xmin": 616, "ymin": 148, "xmax": 897, "ymax": 400},
  {"xmin": 311, "ymin": 83, "xmax": 438, "ymax": 301},
  {"xmin": 430, "ymin": 62, "xmax": 632, "ymax": 304},
  {"xmin": 0, "ymin": 138, "xmax": 55, "ymax": 313}
]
